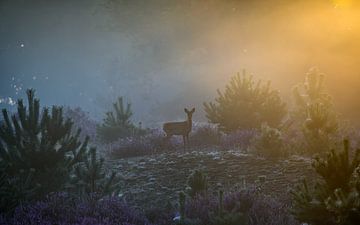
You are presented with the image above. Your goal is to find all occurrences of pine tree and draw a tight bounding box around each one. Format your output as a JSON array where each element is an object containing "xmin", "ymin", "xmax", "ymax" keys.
[
  {"xmin": 103, "ymin": 97, "xmax": 133, "ymax": 128},
  {"xmin": 204, "ymin": 70, "xmax": 286, "ymax": 133},
  {"xmin": 291, "ymin": 140, "xmax": 360, "ymax": 225},
  {"xmin": 0, "ymin": 89, "xmax": 89, "ymax": 211},
  {"xmin": 292, "ymin": 68, "xmax": 338, "ymax": 154},
  {"xmin": 97, "ymin": 97, "xmax": 144, "ymax": 142},
  {"xmin": 69, "ymin": 148, "xmax": 121, "ymax": 198}
]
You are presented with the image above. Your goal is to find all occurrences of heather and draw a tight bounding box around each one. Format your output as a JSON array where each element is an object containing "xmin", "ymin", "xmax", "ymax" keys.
[{"xmin": 0, "ymin": 193, "xmax": 151, "ymax": 225}]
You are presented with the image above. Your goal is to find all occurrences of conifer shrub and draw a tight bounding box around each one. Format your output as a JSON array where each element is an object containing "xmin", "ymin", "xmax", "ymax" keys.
[
  {"xmin": 68, "ymin": 148, "xmax": 121, "ymax": 198},
  {"xmin": 291, "ymin": 139, "xmax": 360, "ymax": 225},
  {"xmin": 251, "ymin": 124, "xmax": 285, "ymax": 158},
  {"xmin": 0, "ymin": 89, "xmax": 89, "ymax": 212},
  {"xmin": 204, "ymin": 70, "xmax": 287, "ymax": 133},
  {"xmin": 187, "ymin": 170, "xmax": 208, "ymax": 198},
  {"xmin": 0, "ymin": 89, "xmax": 121, "ymax": 213},
  {"xmin": 292, "ymin": 68, "xmax": 339, "ymax": 154},
  {"xmin": 97, "ymin": 97, "xmax": 146, "ymax": 142}
]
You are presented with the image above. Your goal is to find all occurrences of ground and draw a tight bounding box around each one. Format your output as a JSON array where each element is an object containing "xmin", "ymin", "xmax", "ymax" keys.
[{"xmin": 106, "ymin": 148, "xmax": 317, "ymax": 210}]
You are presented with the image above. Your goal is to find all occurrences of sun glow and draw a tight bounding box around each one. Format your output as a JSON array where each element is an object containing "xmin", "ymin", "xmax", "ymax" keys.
[{"xmin": 332, "ymin": 0, "xmax": 353, "ymax": 8}]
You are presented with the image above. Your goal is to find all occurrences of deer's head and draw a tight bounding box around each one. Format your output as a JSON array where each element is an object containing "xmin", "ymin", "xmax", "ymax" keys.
[{"xmin": 184, "ymin": 107, "xmax": 195, "ymax": 120}]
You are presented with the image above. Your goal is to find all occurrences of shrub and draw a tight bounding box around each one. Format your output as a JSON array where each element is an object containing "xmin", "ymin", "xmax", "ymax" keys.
[
  {"xmin": 106, "ymin": 128, "xmax": 179, "ymax": 159},
  {"xmin": 190, "ymin": 124, "xmax": 221, "ymax": 147},
  {"xmin": 0, "ymin": 169, "xmax": 38, "ymax": 214},
  {"xmin": 0, "ymin": 89, "xmax": 88, "ymax": 212},
  {"xmin": 204, "ymin": 70, "xmax": 287, "ymax": 133},
  {"xmin": 220, "ymin": 129, "xmax": 257, "ymax": 150},
  {"xmin": 251, "ymin": 124, "xmax": 284, "ymax": 158},
  {"xmin": 292, "ymin": 68, "xmax": 339, "ymax": 154},
  {"xmin": 187, "ymin": 170, "xmax": 208, "ymax": 198},
  {"xmin": 291, "ymin": 139, "xmax": 360, "ymax": 225},
  {"xmin": 0, "ymin": 89, "xmax": 120, "ymax": 214},
  {"xmin": 180, "ymin": 188, "xmax": 296, "ymax": 225},
  {"xmin": 97, "ymin": 97, "xmax": 145, "ymax": 142},
  {"xmin": 68, "ymin": 148, "xmax": 121, "ymax": 198}
]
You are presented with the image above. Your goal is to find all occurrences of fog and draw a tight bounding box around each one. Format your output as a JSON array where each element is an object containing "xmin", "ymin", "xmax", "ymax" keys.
[{"xmin": 1, "ymin": 0, "xmax": 360, "ymax": 126}]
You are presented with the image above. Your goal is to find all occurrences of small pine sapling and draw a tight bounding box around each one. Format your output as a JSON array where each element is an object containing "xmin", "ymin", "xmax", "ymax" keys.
[
  {"xmin": 70, "ymin": 148, "xmax": 121, "ymax": 198},
  {"xmin": 187, "ymin": 170, "xmax": 208, "ymax": 198},
  {"xmin": 97, "ymin": 97, "xmax": 145, "ymax": 142}
]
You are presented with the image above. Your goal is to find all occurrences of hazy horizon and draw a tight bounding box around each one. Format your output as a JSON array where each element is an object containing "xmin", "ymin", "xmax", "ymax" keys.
[{"xmin": 1, "ymin": 0, "xmax": 360, "ymax": 126}]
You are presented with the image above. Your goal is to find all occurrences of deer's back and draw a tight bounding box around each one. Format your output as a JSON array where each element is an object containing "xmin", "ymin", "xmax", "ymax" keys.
[{"xmin": 163, "ymin": 121, "xmax": 189, "ymax": 135}]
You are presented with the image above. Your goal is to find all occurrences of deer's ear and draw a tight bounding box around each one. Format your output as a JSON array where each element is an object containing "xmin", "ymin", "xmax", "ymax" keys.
[
  {"xmin": 191, "ymin": 108, "xmax": 195, "ymax": 113},
  {"xmin": 184, "ymin": 108, "xmax": 189, "ymax": 113}
]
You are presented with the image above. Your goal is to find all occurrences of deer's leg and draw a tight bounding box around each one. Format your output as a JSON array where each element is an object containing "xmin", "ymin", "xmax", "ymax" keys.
[
  {"xmin": 183, "ymin": 135, "xmax": 186, "ymax": 151},
  {"xmin": 186, "ymin": 134, "xmax": 190, "ymax": 149}
]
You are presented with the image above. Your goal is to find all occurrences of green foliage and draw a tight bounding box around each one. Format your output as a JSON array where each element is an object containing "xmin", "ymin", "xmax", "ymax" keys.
[
  {"xmin": 204, "ymin": 70, "xmax": 286, "ymax": 133},
  {"xmin": 97, "ymin": 97, "xmax": 145, "ymax": 142},
  {"xmin": 251, "ymin": 124, "xmax": 284, "ymax": 158},
  {"xmin": 292, "ymin": 68, "xmax": 339, "ymax": 154},
  {"xmin": 0, "ymin": 89, "xmax": 120, "ymax": 214},
  {"xmin": 69, "ymin": 148, "xmax": 121, "ymax": 198},
  {"xmin": 0, "ymin": 89, "xmax": 88, "ymax": 205},
  {"xmin": 291, "ymin": 140, "xmax": 360, "ymax": 225},
  {"xmin": 187, "ymin": 170, "xmax": 208, "ymax": 198},
  {"xmin": 0, "ymin": 168, "xmax": 38, "ymax": 213}
]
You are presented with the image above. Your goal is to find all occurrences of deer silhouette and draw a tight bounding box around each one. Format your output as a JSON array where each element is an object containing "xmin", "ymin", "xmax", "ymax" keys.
[{"xmin": 163, "ymin": 107, "xmax": 195, "ymax": 150}]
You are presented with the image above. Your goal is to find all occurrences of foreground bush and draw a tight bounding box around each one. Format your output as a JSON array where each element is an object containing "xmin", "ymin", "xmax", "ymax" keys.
[
  {"xmin": 0, "ymin": 89, "xmax": 88, "ymax": 212},
  {"xmin": 204, "ymin": 70, "xmax": 287, "ymax": 133},
  {"xmin": 0, "ymin": 89, "xmax": 120, "ymax": 214},
  {"xmin": 291, "ymin": 139, "xmax": 360, "ymax": 225},
  {"xmin": 0, "ymin": 193, "xmax": 151, "ymax": 225}
]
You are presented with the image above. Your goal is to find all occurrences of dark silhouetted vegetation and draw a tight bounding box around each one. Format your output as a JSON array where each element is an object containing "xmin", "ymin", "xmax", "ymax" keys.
[
  {"xmin": 186, "ymin": 170, "xmax": 208, "ymax": 198},
  {"xmin": 0, "ymin": 90, "xmax": 120, "ymax": 214},
  {"xmin": 291, "ymin": 139, "xmax": 360, "ymax": 225}
]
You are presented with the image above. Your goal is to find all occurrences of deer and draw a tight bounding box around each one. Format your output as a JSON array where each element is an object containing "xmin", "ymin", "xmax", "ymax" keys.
[{"xmin": 163, "ymin": 107, "xmax": 195, "ymax": 150}]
